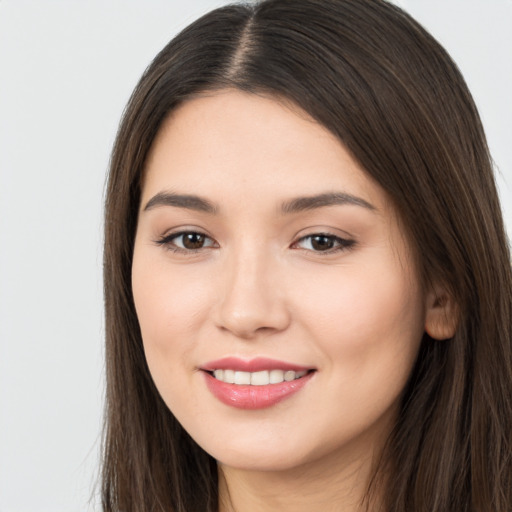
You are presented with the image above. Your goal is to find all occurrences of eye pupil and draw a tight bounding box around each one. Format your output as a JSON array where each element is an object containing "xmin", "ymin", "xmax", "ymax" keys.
[
  {"xmin": 183, "ymin": 233, "xmax": 205, "ymax": 249},
  {"xmin": 311, "ymin": 235, "xmax": 335, "ymax": 251}
]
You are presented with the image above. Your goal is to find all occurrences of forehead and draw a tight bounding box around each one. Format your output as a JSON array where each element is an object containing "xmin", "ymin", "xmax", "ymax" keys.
[{"xmin": 142, "ymin": 89, "xmax": 389, "ymax": 214}]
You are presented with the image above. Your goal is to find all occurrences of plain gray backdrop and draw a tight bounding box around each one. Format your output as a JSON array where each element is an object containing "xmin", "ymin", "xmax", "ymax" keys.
[{"xmin": 0, "ymin": 1, "xmax": 510, "ymax": 510}]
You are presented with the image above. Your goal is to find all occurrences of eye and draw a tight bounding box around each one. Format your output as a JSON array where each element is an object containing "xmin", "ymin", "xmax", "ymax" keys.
[
  {"xmin": 156, "ymin": 231, "xmax": 217, "ymax": 252},
  {"xmin": 293, "ymin": 233, "xmax": 355, "ymax": 253}
]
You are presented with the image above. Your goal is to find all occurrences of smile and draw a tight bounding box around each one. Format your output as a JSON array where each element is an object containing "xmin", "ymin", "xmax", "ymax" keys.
[
  {"xmin": 201, "ymin": 358, "xmax": 316, "ymax": 409},
  {"xmin": 211, "ymin": 369, "xmax": 309, "ymax": 385}
]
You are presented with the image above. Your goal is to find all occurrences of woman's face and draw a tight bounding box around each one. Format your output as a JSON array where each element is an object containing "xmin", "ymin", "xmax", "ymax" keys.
[{"xmin": 132, "ymin": 90, "xmax": 428, "ymax": 473}]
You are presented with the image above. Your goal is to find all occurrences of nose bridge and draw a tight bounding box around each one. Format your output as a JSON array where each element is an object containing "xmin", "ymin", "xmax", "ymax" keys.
[{"xmin": 215, "ymin": 237, "xmax": 289, "ymax": 338}]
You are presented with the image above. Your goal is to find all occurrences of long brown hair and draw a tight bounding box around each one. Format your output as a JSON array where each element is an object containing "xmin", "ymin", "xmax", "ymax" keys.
[{"xmin": 102, "ymin": 1, "xmax": 512, "ymax": 510}]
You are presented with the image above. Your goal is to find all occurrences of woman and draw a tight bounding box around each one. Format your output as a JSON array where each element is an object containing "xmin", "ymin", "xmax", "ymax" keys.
[{"xmin": 101, "ymin": 0, "xmax": 512, "ymax": 510}]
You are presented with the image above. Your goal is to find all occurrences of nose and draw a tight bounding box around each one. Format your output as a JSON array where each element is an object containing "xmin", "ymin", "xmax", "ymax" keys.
[{"xmin": 214, "ymin": 247, "xmax": 291, "ymax": 340}]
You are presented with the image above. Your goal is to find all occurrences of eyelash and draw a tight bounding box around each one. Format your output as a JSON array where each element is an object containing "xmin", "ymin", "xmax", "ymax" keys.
[
  {"xmin": 293, "ymin": 233, "xmax": 356, "ymax": 253},
  {"xmin": 155, "ymin": 231, "xmax": 356, "ymax": 255},
  {"xmin": 155, "ymin": 231, "xmax": 217, "ymax": 254}
]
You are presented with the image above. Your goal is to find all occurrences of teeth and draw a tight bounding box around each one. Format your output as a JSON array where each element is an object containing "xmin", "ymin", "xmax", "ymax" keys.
[
  {"xmin": 284, "ymin": 370, "xmax": 295, "ymax": 382},
  {"xmin": 269, "ymin": 369, "xmax": 284, "ymax": 384},
  {"xmin": 212, "ymin": 369, "xmax": 308, "ymax": 385},
  {"xmin": 251, "ymin": 370, "xmax": 269, "ymax": 386},
  {"xmin": 234, "ymin": 371, "xmax": 251, "ymax": 385}
]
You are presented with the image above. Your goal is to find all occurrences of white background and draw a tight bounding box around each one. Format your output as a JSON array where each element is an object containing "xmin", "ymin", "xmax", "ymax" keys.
[{"xmin": 0, "ymin": 1, "xmax": 510, "ymax": 511}]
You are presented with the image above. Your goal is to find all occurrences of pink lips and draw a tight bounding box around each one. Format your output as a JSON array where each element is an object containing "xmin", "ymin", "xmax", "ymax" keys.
[
  {"xmin": 202, "ymin": 357, "xmax": 311, "ymax": 373},
  {"xmin": 201, "ymin": 357, "xmax": 315, "ymax": 410}
]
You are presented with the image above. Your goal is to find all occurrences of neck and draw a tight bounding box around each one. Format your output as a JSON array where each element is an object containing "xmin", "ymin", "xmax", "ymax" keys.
[{"xmin": 218, "ymin": 446, "xmax": 384, "ymax": 512}]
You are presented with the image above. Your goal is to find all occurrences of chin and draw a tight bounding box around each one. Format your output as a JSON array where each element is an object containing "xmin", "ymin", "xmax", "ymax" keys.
[{"xmin": 215, "ymin": 448, "xmax": 309, "ymax": 473}]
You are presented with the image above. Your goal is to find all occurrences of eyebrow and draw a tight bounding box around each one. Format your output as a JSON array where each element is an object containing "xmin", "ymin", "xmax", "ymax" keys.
[
  {"xmin": 142, "ymin": 190, "xmax": 376, "ymax": 215},
  {"xmin": 143, "ymin": 192, "xmax": 217, "ymax": 214},
  {"xmin": 280, "ymin": 192, "xmax": 376, "ymax": 214}
]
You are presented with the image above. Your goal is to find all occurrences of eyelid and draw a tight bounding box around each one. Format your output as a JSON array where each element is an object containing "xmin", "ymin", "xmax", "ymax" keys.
[
  {"xmin": 155, "ymin": 228, "xmax": 218, "ymax": 253},
  {"xmin": 291, "ymin": 231, "xmax": 356, "ymax": 253},
  {"xmin": 153, "ymin": 226, "xmax": 355, "ymax": 255}
]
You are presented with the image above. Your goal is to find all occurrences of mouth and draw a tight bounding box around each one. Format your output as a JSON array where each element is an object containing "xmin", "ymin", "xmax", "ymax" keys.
[
  {"xmin": 207, "ymin": 368, "xmax": 312, "ymax": 385},
  {"xmin": 200, "ymin": 357, "xmax": 316, "ymax": 409}
]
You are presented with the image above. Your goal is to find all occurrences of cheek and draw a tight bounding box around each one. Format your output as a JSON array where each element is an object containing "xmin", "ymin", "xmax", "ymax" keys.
[
  {"xmin": 293, "ymin": 256, "xmax": 425, "ymax": 368},
  {"xmin": 131, "ymin": 253, "xmax": 216, "ymax": 418},
  {"xmin": 290, "ymin": 259, "xmax": 425, "ymax": 438},
  {"xmin": 131, "ymin": 251, "xmax": 212, "ymax": 374}
]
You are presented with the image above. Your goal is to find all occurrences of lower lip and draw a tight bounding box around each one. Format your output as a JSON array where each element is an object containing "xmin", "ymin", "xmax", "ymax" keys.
[{"xmin": 203, "ymin": 371, "xmax": 314, "ymax": 410}]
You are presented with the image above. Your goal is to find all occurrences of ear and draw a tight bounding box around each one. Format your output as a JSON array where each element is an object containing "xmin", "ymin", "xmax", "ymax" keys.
[{"xmin": 425, "ymin": 284, "xmax": 458, "ymax": 340}]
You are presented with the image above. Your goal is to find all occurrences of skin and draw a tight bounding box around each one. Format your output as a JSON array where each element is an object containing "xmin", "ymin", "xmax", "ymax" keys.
[{"xmin": 132, "ymin": 90, "xmax": 450, "ymax": 512}]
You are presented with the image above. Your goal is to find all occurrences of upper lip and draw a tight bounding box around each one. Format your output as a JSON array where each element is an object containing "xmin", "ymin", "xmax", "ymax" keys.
[{"xmin": 201, "ymin": 357, "xmax": 314, "ymax": 373}]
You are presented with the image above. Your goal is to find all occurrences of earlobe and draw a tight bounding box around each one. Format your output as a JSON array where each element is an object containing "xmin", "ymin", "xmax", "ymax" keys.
[{"xmin": 424, "ymin": 286, "xmax": 458, "ymax": 340}]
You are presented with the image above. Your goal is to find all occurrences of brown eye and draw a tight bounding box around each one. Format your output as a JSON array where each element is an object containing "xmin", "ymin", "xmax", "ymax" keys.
[
  {"xmin": 294, "ymin": 233, "xmax": 355, "ymax": 253},
  {"xmin": 310, "ymin": 235, "xmax": 335, "ymax": 251},
  {"xmin": 157, "ymin": 231, "xmax": 217, "ymax": 252},
  {"xmin": 182, "ymin": 232, "xmax": 207, "ymax": 249}
]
